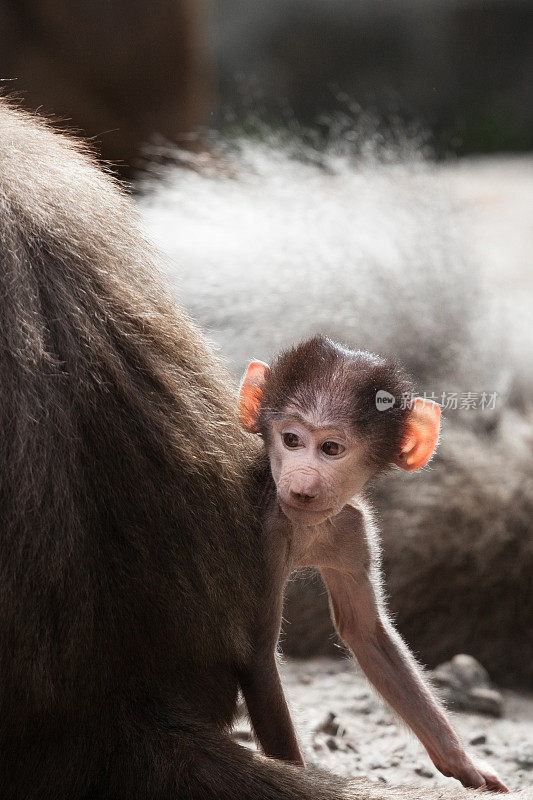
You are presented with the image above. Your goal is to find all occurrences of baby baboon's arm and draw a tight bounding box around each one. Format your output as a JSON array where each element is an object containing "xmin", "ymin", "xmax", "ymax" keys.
[
  {"xmin": 239, "ymin": 653, "xmax": 304, "ymax": 765},
  {"xmin": 238, "ymin": 515, "xmax": 304, "ymax": 765},
  {"xmin": 319, "ymin": 508, "xmax": 508, "ymax": 793}
]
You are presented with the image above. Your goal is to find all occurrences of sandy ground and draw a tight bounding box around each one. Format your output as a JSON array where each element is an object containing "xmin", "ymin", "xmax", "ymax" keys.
[{"xmin": 232, "ymin": 657, "xmax": 533, "ymax": 795}]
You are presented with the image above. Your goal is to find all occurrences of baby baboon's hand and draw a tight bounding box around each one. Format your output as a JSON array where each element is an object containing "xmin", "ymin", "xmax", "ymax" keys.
[
  {"xmin": 468, "ymin": 757, "xmax": 509, "ymax": 793},
  {"xmin": 433, "ymin": 751, "xmax": 509, "ymax": 793}
]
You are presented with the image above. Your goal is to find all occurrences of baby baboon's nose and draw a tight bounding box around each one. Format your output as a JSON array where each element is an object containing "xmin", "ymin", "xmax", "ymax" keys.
[{"xmin": 290, "ymin": 490, "xmax": 317, "ymax": 504}]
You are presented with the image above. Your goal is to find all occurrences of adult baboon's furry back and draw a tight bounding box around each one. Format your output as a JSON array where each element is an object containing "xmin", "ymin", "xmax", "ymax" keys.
[{"xmin": 0, "ymin": 100, "xmax": 260, "ymax": 798}]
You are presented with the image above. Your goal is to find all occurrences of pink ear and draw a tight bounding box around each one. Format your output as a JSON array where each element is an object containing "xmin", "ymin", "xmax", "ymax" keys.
[
  {"xmin": 238, "ymin": 361, "xmax": 270, "ymax": 433},
  {"xmin": 394, "ymin": 397, "xmax": 441, "ymax": 472}
]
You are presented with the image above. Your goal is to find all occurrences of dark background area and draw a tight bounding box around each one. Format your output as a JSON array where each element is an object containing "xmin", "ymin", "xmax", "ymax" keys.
[
  {"xmin": 213, "ymin": 0, "xmax": 533, "ymax": 157},
  {"xmin": 0, "ymin": 0, "xmax": 531, "ymax": 173}
]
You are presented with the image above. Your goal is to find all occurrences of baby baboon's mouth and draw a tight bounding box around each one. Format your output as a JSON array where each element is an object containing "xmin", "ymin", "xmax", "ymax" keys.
[{"xmin": 280, "ymin": 500, "xmax": 332, "ymax": 522}]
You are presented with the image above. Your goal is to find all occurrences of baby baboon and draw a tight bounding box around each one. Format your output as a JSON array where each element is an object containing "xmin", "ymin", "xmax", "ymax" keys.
[{"xmin": 238, "ymin": 336, "xmax": 507, "ymax": 793}]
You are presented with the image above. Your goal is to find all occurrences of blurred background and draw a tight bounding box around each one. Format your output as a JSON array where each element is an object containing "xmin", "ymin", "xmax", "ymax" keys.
[
  {"xmin": 1, "ymin": 1, "xmax": 532, "ymax": 790},
  {"xmin": 214, "ymin": 0, "xmax": 533, "ymax": 156},
  {"xmin": 2, "ymin": 0, "xmax": 532, "ymax": 169}
]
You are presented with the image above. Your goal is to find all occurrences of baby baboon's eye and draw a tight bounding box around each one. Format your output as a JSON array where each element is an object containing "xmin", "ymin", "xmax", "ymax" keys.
[
  {"xmin": 321, "ymin": 441, "xmax": 345, "ymax": 457},
  {"xmin": 283, "ymin": 432, "xmax": 300, "ymax": 448}
]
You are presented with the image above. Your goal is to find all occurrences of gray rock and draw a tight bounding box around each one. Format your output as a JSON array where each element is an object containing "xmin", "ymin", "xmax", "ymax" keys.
[
  {"xmin": 314, "ymin": 711, "xmax": 347, "ymax": 737},
  {"xmin": 469, "ymin": 733, "xmax": 488, "ymax": 746},
  {"xmin": 469, "ymin": 687, "xmax": 504, "ymax": 717},
  {"xmin": 415, "ymin": 766, "xmax": 435, "ymax": 779},
  {"xmin": 431, "ymin": 654, "xmax": 504, "ymax": 717}
]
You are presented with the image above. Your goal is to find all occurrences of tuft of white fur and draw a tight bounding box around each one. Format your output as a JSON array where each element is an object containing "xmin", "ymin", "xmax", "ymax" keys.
[{"xmin": 138, "ymin": 135, "xmax": 516, "ymax": 406}]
